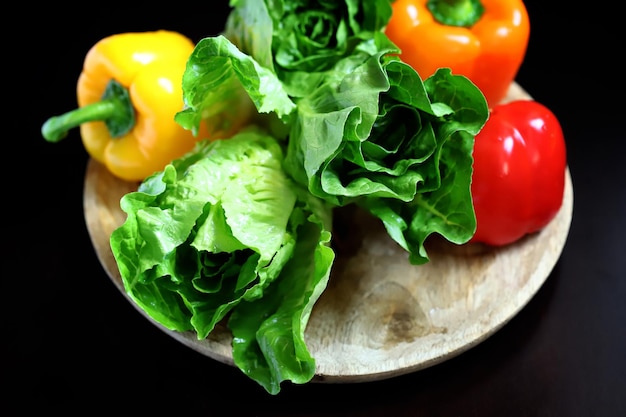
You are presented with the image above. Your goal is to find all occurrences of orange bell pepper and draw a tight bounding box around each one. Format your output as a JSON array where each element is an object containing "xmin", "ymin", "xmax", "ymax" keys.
[{"xmin": 385, "ymin": 0, "xmax": 530, "ymax": 107}]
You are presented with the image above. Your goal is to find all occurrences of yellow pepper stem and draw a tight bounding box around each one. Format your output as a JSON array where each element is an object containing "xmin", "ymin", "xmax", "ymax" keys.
[{"xmin": 42, "ymin": 79, "xmax": 135, "ymax": 143}]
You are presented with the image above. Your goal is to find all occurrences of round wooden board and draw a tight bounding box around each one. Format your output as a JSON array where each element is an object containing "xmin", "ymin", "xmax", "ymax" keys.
[{"xmin": 83, "ymin": 83, "xmax": 574, "ymax": 383}]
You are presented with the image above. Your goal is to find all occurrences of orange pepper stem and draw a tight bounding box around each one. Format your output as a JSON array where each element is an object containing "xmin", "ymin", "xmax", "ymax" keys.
[
  {"xmin": 427, "ymin": 0, "xmax": 485, "ymax": 27},
  {"xmin": 41, "ymin": 79, "xmax": 135, "ymax": 143}
]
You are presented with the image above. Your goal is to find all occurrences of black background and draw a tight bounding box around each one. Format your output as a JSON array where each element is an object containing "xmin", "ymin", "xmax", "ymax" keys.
[{"xmin": 7, "ymin": 1, "xmax": 624, "ymax": 415}]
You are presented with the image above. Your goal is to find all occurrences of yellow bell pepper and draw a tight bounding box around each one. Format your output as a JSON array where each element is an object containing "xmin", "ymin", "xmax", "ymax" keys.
[{"xmin": 42, "ymin": 30, "xmax": 206, "ymax": 182}]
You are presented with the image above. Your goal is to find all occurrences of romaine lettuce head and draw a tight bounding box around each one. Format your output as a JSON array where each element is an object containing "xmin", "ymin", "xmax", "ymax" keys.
[
  {"xmin": 110, "ymin": 128, "xmax": 334, "ymax": 345},
  {"xmin": 224, "ymin": 0, "xmax": 393, "ymax": 97},
  {"xmin": 283, "ymin": 54, "xmax": 489, "ymax": 264}
]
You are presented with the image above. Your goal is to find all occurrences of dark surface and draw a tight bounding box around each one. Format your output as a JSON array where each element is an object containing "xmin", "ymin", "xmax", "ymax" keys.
[{"xmin": 9, "ymin": 1, "xmax": 624, "ymax": 415}]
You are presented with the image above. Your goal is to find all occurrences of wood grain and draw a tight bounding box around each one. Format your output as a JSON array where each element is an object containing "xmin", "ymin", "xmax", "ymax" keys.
[{"xmin": 83, "ymin": 83, "xmax": 574, "ymax": 382}]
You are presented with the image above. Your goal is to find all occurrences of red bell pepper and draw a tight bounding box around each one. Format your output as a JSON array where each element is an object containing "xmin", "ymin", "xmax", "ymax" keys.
[{"xmin": 470, "ymin": 100, "xmax": 567, "ymax": 246}]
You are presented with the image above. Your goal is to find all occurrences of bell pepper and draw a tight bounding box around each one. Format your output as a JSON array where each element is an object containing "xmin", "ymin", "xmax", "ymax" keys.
[
  {"xmin": 41, "ymin": 30, "xmax": 206, "ymax": 182},
  {"xmin": 469, "ymin": 100, "xmax": 567, "ymax": 246},
  {"xmin": 385, "ymin": 0, "xmax": 530, "ymax": 107}
]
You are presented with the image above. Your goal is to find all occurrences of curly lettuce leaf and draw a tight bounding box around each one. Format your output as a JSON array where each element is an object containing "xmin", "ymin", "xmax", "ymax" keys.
[
  {"xmin": 358, "ymin": 68, "xmax": 487, "ymax": 264},
  {"xmin": 175, "ymin": 35, "xmax": 296, "ymax": 138},
  {"xmin": 359, "ymin": 124, "xmax": 477, "ymax": 265},
  {"xmin": 282, "ymin": 48, "xmax": 488, "ymax": 262},
  {"xmin": 110, "ymin": 129, "xmax": 333, "ymax": 342},
  {"xmin": 229, "ymin": 187, "xmax": 334, "ymax": 394},
  {"xmin": 224, "ymin": 0, "xmax": 393, "ymax": 97}
]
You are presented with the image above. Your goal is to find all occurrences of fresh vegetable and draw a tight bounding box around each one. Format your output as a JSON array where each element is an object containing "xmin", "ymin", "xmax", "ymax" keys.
[
  {"xmin": 385, "ymin": 0, "xmax": 530, "ymax": 107},
  {"xmin": 110, "ymin": 128, "xmax": 335, "ymax": 395},
  {"xmin": 109, "ymin": 0, "xmax": 490, "ymax": 394},
  {"xmin": 287, "ymin": 62, "xmax": 487, "ymax": 264},
  {"xmin": 470, "ymin": 99, "xmax": 567, "ymax": 246},
  {"xmin": 222, "ymin": 0, "xmax": 394, "ymax": 97},
  {"xmin": 41, "ymin": 31, "xmax": 223, "ymax": 182},
  {"xmin": 182, "ymin": 2, "xmax": 489, "ymax": 265}
]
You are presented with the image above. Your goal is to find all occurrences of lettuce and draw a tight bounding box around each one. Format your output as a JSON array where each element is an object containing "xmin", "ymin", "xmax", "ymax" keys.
[
  {"xmin": 224, "ymin": 0, "xmax": 393, "ymax": 97},
  {"xmin": 221, "ymin": 0, "xmax": 488, "ymax": 263},
  {"xmin": 178, "ymin": 25, "xmax": 486, "ymax": 267},
  {"xmin": 229, "ymin": 186, "xmax": 334, "ymax": 394},
  {"xmin": 285, "ymin": 57, "xmax": 487, "ymax": 264},
  {"xmin": 174, "ymin": 35, "xmax": 295, "ymax": 138},
  {"xmin": 110, "ymin": 129, "xmax": 334, "ymax": 392},
  {"xmin": 109, "ymin": 0, "xmax": 490, "ymax": 394}
]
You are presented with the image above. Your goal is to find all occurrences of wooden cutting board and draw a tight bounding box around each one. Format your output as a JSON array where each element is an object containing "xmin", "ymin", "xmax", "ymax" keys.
[{"xmin": 83, "ymin": 82, "xmax": 574, "ymax": 382}]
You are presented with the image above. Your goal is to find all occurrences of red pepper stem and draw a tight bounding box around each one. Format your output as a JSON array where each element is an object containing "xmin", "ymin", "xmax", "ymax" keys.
[
  {"xmin": 427, "ymin": 0, "xmax": 485, "ymax": 27},
  {"xmin": 41, "ymin": 79, "xmax": 135, "ymax": 143}
]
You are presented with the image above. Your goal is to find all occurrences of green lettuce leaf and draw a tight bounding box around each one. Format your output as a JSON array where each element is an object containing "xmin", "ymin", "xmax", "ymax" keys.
[
  {"xmin": 110, "ymin": 129, "xmax": 334, "ymax": 346},
  {"xmin": 281, "ymin": 36, "xmax": 488, "ymax": 263},
  {"xmin": 360, "ymin": 68, "xmax": 487, "ymax": 264},
  {"xmin": 175, "ymin": 35, "xmax": 296, "ymax": 139},
  {"xmin": 224, "ymin": 0, "xmax": 393, "ymax": 97},
  {"xmin": 229, "ymin": 187, "xmax": 334, "ymax": 394}
]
